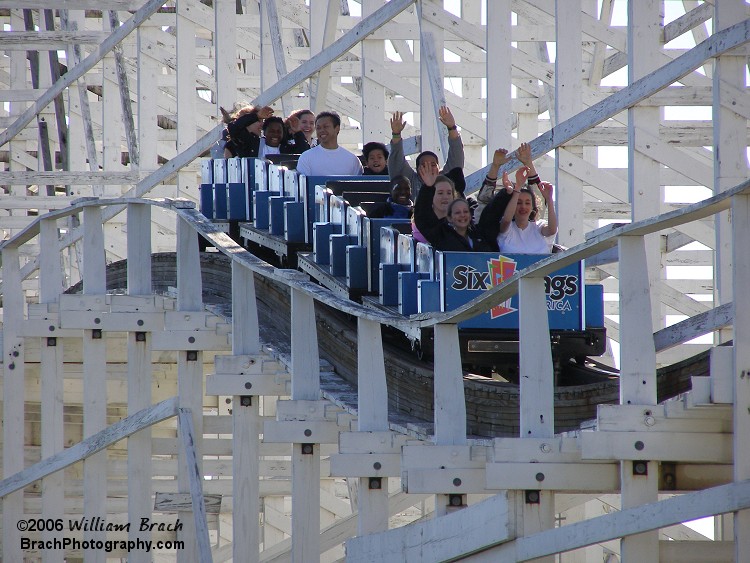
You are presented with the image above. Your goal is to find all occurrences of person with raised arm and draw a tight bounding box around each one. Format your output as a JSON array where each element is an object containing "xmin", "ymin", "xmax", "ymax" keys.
[
  {"xmin": 478, "ymin": 142, "xmax": 557, "ymax": 253},
  {"xmin": 221, "ymin": 104, "xmax": 275, "ymax": 158},
  {"xmin": 486, "ymin": 142, "xmax": 557, "ymax": 253},
  {"xmin": 284, "ymin": 109, "xmax": 315, "ymax": 151},
  {"xmin": 413, "ymin": 161, "xmax": 492, "ymax": 252},
  {"xmin": 387, "ymin": 106, "xmax": 465, "ymax": 198}
]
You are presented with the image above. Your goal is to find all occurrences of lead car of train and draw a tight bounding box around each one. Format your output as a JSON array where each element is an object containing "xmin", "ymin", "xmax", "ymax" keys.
[{"xmin": 199, "ymin": 154, "xmax": 607, "ymax": 379}]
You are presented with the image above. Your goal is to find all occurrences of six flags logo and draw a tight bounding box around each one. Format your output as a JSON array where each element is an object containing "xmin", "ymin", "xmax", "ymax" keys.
[
  {"xmin": 488, "ymin": 256, "xmax": 517, "ymax": 318},
  {"xmin": 451, "ymin": 257, "xmax": 579, "ymax": 319}
]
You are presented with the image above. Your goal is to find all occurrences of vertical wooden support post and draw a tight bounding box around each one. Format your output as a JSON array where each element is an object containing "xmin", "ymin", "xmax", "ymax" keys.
[
  {"xmin": 485, "ymin": 0, "xmax": 512, "ymax": 152},
  {"xmin": 39, "ymin": 218, "xmax": 65, "ymax": 563},
  {"xmin": 433, "ymin": 323, "xmax": 466, "ymax": 446},
  {"xmin": 127, "ymin": 203, "xmax": 152, "ymax": 295},
  {"xmin": 554, "ymin": 1, "xmax": 584, "ymax": 247},
  {"xmin": 514, "ymin": 9, "xmax": 540, "ymax": 143},
  {"xmin": 309, "ymin": 0, "xmax": 339, "ymax": 114},
  {"xmin": 291, "ymin": 288, "xmax": 321, "ymax": 561},
  {"xmin": 82, "ymin": 206, "xmax": 108, "ymax": 563},
  {"xmin": 2, "ymin": 246, "xmax": 25, "ymax": 563},
  {"xmin": 214, "ymin": 0, "xmax": 237, "ymax": 119},
  {"xmin": 417, "ymin": 0, "xmax": 446, "ymax": 160},
  {"xmin": 518, "ymin": 277, "xmax": 555, "ymax": 437},
  {"xmin": 231, "ymin": 261, "xmax": 261, "ymax": 562},
  {"xmin": 518, "ymin": 276, "xmax": 554, "ymax": 562},
  {"xmin": 127, "ymin": 204, "xmax": 153, "ymax": 562},
  {"xmin": 260, "ymin": 0, "xmax": 291, "ymax": 115},
  {"xmin": 433, "ymin": 323, "xmax": 466, "ymax": 517},
  {"xmin": 361, "ymin": 0, "xmax": 388, "ymax": 143},
  {"xmin": 618, "ymin": 234, "xmax": 658, "ymax": 561},
  {"xmin": 137, "ymin": 22, "xmax": 159, "ymax": 171},
  {"xmin": 357, "ymin": 318, "xmax": 389, "ymax": 535},
  {"xmin": 713, "ymin": 1, "xmax": 747, "ymax": 344},
  {"xmin": 459, "ymin": 0, "xmax": 482, "ymax": 165},
  {"xmin": 627, "ymin": 0, "xmax": 663, "ymax": 330},
  {"xmin": 177, "ymin": 0, "xmax": 198, "ymax": 202},
  {"xmin": 101, "ymin": 15, "xmax": 123, "ymax": 198},
  {"xmin": 177, "ymin": 216, "xmax": 204, "ymax": 562},
  {"xmin": 733, "ymin": 192, "xmax": 750, "ymax": 561}
]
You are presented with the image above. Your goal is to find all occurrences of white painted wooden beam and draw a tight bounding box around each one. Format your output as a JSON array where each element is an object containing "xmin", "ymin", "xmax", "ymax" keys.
[
  {"xmin": 465, "ymin": 17, "xmax": 750, "ymax": 190},
  {"xmin": 469, "ymin": 479, "xmax": 750, "ymax": 561},
  {"xmin": 177, "ymin": 215, "xmax": 202, "ymax": 312},
  {"xmin": 177, "ymin": 408, "xmax": 213, "ymax": 563},
  {"xmin": 345, "ymin": 492, "xmax": 513, "ymax": 562},
  {"xmin": 433, "ymin": 323, "xmax": 466, "ymax": 446},
  {"xmin": 518, "ymin": 276, "xmax": 554, "ymax": 437},
  {"xmin": 0, "ymin": 397, "xmax": 178, "ymax": 497},
  {"xmin": 126, "ymin": 202, "xmax": 152, "ymax": 295},
  {"xmin": 0, "ymin": 0, "xmax": 164, "ymax": 148},
  {"xmin": 733, "ymin": 192, "xmax": 750, "ymax": 562},
  {"xmin": 2, "ymin": 246, "xmax": 25, "ymax": 563}
]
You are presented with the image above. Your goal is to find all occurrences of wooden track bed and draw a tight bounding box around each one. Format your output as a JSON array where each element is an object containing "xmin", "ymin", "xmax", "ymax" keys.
[{"xmin": 68, "ymin": 252, "xmax": 700, "ymax": 437}]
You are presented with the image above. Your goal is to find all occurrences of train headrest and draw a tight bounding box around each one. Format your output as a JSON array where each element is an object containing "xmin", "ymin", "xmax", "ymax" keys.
[
  {"xmin": 341, "ymin": 191, "xmax": 390, "ymax": 205},
  {"xmin": 325, "ymin": 179, "xmax": 390, "ymax": 195},
  {"xmin": 265, "ymin": 154, "xmax": 300, "ymax": 166}
]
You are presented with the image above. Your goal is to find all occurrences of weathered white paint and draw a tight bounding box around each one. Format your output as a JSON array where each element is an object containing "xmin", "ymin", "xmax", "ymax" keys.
[
  {"xmin": 433, "ymin": 323, "xmax": 466, "ymax": 446},
  {"xmin": 0, "ymin": 398, "xmax": 178, "ymax": 497},
  {"xmin": 126, "ymin": 203, "xmax": 152, "ymax": 295},
  {"xmin": 2, "ymin": 246, "xmax": 25, "ymax": 562},
  {"xmin": 345, "ymin": 492, "xmax": 513, "ymax": 562},
  {"xmin": 733, "ymin": 192, "xmax": 750, "ymax": 561},
  {"xmin": 0, "ymin": 0, "xmax": 164, "ymax": 147},
  {"xmin": 470, "ymin": 479, "xmax": 750, "ymax": 561},
  {"xmin": 177, "ymin": 408, "xmax": 212, "ymax": 563}
]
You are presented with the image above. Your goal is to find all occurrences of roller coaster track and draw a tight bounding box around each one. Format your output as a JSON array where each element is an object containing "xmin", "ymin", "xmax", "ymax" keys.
[{"xmin": 75, "ymin": 251, "xmax": 702, "ymax": 437}]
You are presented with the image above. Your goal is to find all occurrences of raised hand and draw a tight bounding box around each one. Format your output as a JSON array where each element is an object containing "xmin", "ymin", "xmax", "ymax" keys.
[
  {"xmin": 257, "ymin": 106, "xmax": 275, "ymax": 120},
  {"xmin": 502, "ymin": 171, "xmax": 514, "ymax": 194},
  {"xmin": 286, "ymin": 115, "xmax": 300, "ymax": 133},
  {"xmin": 391, "ymin": 111, "xmax": 406, "ymax": 135},
  {"xmin": 491, "ymin": 148, "xmax": 509, "ymax": 168},
  {"xmin": 515, "ymin": 166, "xmax": 528, "ymax": 188},
  {"xmin": 516, "ymin": 141, "xmax": 532, "ymax": 167},
  {"xmin": 438, "ymin": 106, "xmax": 456, "ymax": 129},
  {"xmin": 418, "ymin": 160, "xmax": 439, "ymax": 187},
  {"xmin": 539, "ymin": 181, "xmax": 554, "ymax": 202}
]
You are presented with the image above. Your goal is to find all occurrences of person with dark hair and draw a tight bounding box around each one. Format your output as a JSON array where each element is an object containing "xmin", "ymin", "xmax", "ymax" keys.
[
  {"xmin": 296, "ymin": 111, "xmax": 364, "ymax": 176},
  {"xmin": 285, "ymin": 109, "xmax": 315, "ymax": 150},
  {"xmin": 367, "ymin": 176, "xmax": 413, "ymax": 219},
  {"xmin": 362, "ymin": 141, "xmax": 389, "ymax": 175},
  {"xmin": 258, "ymin": 116, "xmax": 284, "ymax": 159},
  {"xmin": 221, "ymin": 104, "xmax": 274, "ymax": 158},
  {"xmin": 413, "ymin": 167, "xmax": 492, "ymax": 252},
  {"xmin": 258, "ymin": 115, "xmax": 310, "ymax": 157},
  {"xmin": 478, "ymin": 142, "xmax": 556, "ymax": 253},
  {"xmin": 495, "ymin": 181, "xmax": 557, "ymax": 253},
  {"xmin": 387, "ymin": 106, "xmax": 465, "ymax": 197}
]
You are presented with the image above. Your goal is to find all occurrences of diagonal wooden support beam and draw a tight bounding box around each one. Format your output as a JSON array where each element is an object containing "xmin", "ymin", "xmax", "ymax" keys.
[
  {"xmin": 471, "ymin": 479, "xmax": 750, "ymax": 561},
  {"xmin": 0, "ymin": 397, "xmax": 178, "ymax": 498},
  {"xmin": 0, "ymin": 0, "xmax": 165, "ymax": 148},
  {"xmin": 466, "ymin": 16, "xmax": 750, "ymax": 191},
  {"xmin": 177, "ymin": 408, "xmax": 213, "ymax": 563}
]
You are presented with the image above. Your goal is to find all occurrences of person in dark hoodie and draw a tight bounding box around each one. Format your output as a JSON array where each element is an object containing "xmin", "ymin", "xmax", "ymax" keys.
[
  {"xmin": 367, "ymin": 176, "xmax": 413, "ymax": 219},
  {"xmin": 221, "ymin": 104, "xmax": 310, "ymax": 158},
  {"xmin": 414, "ymin": 167, "xmax": 493, "ymax": 252},
  {"xmin": 387, "ymin": 106, "xmax": 464, "ymax": 198}
]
